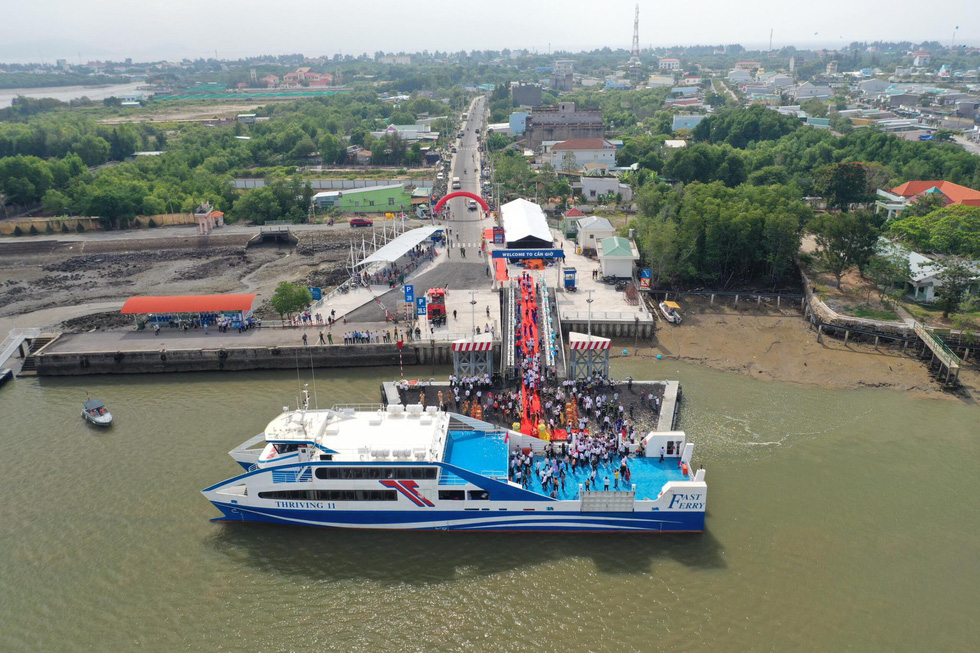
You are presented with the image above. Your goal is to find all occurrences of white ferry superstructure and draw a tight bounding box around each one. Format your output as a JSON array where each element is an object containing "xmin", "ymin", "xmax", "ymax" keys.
[{"xmin": 204, "ymin": 404, "xmax": 707, "ymax": 533}]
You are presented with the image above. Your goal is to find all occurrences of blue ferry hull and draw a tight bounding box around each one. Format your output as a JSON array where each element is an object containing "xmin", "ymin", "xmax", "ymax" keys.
[{"xmin": 210, "ymin": 502, "xmax": 705, "ymax": 533}]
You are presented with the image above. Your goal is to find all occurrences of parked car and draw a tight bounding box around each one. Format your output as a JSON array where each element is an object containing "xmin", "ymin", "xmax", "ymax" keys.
[{"xmin": 349, "ymin": 217, "xmax": 373, "ymax": 228}]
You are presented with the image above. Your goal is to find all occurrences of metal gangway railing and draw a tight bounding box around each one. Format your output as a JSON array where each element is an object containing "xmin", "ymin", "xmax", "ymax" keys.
[
  {"xmin": 0, "ymin": 328, "xmax": 41, "ymax": 368},
  {"xmin": 539, "ymin": 277, "xmax": 557, "ymax": 370},
  {"xmin": 501, "ymin": 280, "xmax": 516, "ymax": 373}
]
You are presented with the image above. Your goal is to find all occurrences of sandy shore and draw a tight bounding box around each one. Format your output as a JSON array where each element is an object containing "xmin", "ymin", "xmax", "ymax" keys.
[{"xmin": 627, "ymin": 297, "xmax": 978, "ymax": 401}]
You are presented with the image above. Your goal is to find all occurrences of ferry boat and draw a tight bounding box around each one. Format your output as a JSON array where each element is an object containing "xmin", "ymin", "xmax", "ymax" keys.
[{"xmin": 203, "ymin": 404, "xmax": 707, "ymax": 533}]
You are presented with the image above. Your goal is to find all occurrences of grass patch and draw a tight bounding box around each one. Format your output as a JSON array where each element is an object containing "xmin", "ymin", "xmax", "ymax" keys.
[{"xmin": 846, "ymin": 305, "xmax": 899, "ymax": 320}]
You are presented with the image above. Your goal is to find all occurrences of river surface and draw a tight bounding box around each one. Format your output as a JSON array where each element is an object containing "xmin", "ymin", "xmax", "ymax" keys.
[
  {"xmin": 0, "ymin": 82, "xmax": 145, "ymax": 108},
  {"xmin": 0, "ymin": 361, "xmax": 977, "ymax": 651}
]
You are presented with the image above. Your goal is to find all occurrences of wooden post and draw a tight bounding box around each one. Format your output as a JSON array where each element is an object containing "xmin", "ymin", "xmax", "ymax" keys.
[
  {"xmin": 844, "ymin": 330, "xmax": 850, "ymax": 345},
  {"xmin": 817, "ymin": 325, "xmax": 823, "ymax": 343},
  {"xmin": 756, "ymin": 295, "xmax": 761, "ymax": 304},
  {"xmin": 777, "ymin": 296, "xmax": 781, "ymax": 307},
  {"xmin": 874, "ymin": 336, "xmax": 879, "ymax": 350},
  {"xmin": 735, "ymin": 294, "xmax": 739, "ymax": 306},
  {"xmin": 710, "ymin": 294, "xmax": 715, "ymax": 305}
]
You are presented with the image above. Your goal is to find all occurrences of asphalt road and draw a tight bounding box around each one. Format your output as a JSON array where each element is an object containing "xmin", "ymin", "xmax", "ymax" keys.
[{"xmin": 345, "ymin": 97, "xmax": 493, "ymax": 324}]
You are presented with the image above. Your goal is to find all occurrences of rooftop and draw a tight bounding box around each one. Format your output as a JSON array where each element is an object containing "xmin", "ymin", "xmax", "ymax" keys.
[{"xmin": 551, "ymin": 138, "xmax": 615, "ymax": 151}]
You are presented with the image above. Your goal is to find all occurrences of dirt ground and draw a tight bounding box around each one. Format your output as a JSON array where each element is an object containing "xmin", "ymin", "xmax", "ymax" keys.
[
  {"xmin": 0, "ymin": 231, "xmax": 350, "ymax": 333},
  {"xmin": 636, "ymin": 296, "xmax": 980, "ymax": 402}
]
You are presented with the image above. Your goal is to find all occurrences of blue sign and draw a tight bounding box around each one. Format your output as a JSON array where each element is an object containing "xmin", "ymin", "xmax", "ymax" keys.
[
  {"xmin": 416, "ymin": 297, "xmax": 427, "ymax": 316},
  {"xmin": 404, "ymin": 285, "xmax": 414, "ymax": 304},
  {"xmin": 491, "ymin": 248, "xmax": 565, "ymax": 260},
  {"xmin": 308, "ymin": 287, "xmax": 322, "ymax": 301}
]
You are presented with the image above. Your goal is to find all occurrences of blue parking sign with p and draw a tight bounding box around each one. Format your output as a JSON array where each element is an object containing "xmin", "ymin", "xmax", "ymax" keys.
[
  {"xmin": 404, "ymin": 284, "xmax": 414, "ymax": 304},
  {"xmin": 416, "ymin": 297, "xmax": 427, "ymax": 316}
]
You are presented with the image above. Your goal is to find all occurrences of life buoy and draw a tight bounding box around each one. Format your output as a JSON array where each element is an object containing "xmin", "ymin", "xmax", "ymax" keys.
[{"xmin": 681, "ymin": 462, "xmax": 689, "ymax": 476}]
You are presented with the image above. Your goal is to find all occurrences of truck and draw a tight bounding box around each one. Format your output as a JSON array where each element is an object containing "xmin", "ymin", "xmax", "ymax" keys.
[
  {"xmin": 426, "ymin": 288, "xmax": 447, "ymax": 326},
  {"xmin": 451, "ymin": 177, "xmax": 461, "ymax": 190}
]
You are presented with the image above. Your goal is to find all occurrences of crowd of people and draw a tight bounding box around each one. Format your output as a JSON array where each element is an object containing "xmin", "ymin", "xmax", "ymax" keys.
[
  {"xmin": 509, "ymin": 436, "xmax": 636, "ymax": 499},
  {"xmin": 352, "ymin": 243, "xmax": 437, "ymax": 288}
]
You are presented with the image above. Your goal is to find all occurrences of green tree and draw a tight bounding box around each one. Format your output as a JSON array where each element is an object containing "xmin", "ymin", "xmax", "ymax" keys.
[
  {"xmin": 270, "ymin": 282, "xmax": 313, "ymax": 321},
  {"xmin": 866, "ymin": 251, "xmax": 911, "ymax": 303},
  {"xmin": 809, "ymin": 211, "xmax": 881, "ymax": 287},
  {"xmin": 800, "ymin": 98, "xmax": 828, "ymax": 118},
  {"xmin": 815, "ymin": 162, "xmax": 868, "ymax": 211},
  {"xmin": 933, "ymin": 257, "xmax": 977, "ymax": 318},
  {"xmin": 71, "ymin": 134, "xmax": 110, "ymax": 166}
]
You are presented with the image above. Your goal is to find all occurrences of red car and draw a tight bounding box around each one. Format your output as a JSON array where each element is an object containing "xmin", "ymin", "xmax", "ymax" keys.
[{"xmin": 349, "ymin": 217, "xmax": 373, "ymax": 227}]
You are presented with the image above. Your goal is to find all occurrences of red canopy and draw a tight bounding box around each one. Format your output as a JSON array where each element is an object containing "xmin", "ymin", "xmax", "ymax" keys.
[{"xmin": 121, "ymin": 294, "xmax": 256, "ymax": 314}]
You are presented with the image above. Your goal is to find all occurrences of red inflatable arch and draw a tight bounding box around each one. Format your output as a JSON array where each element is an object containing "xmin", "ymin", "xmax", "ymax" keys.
[{"xmin": 433, "ymin": 191, "xmax": 490, "ymax": 213}]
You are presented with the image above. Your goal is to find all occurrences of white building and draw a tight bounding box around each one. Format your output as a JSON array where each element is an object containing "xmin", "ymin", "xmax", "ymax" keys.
[
  {"xmin": 544, "ymin": 138, "xmax": 617, "ymax": 171},
  {"xmin": 597, "ymin": 236, "xmax": 640, "ymax": 278},
  {"xmin": 659, "ymin": 58, "xmax": 681, "ymax": 70},
  {"xmin": 576, "ymin": 216, "xmax": 616, "ymax": 247},
  {"xmin": 727, "ymin": 69, "xmax": 753, "ymax": 83}
]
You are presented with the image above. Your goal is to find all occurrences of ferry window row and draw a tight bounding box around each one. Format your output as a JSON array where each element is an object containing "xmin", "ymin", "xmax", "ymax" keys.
[
  {"xmin": 258, "ymin": 490, "xmax": 398, "ymax": 501},
  {"xmin": 314, "ymin": 467, "xmax": 437, "ymax": 481},
  {"xmin": 438, "ymin": 490, "xmax": 490, "ymax": 501}
]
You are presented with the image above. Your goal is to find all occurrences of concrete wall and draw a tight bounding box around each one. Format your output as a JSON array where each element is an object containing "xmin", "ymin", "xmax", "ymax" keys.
[
  {"xmin": 561, "ymin": 320, "xmax": 654, "ymax": 339},
  {"xmin": 0, "ymin": 213, "xmax": 195, "ymax": 236},
  {"xmin": 35, "ymin": 342, "xmax": 503, "ymax": 376}
]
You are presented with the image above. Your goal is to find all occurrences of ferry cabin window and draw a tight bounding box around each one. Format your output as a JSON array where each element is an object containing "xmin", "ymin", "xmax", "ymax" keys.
[
  {"xmin": 258, "ymin": 490, "xmax": 397, "ymax": 501},
  {"xmin": 467, "ymin": 490, "xmax": 489, "ymax": 500},
  {"xmin": 438, "ymin": 490, "xmax": 465, "ymax": 501},
  {"xmin": 314, "ymin": 467, "xmax": 437, "ymax": 481}
]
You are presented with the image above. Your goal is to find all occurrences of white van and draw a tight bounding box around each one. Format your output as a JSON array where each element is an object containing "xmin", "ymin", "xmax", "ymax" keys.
[
  {"xmin": 451, "ymin": 177, "xmax": 461, "ymax": 190},
  {"xmin": 467, "ymin": 199, "xmax": 478, "ymax": 211},
  {"xmin": 436, "ymin": 172, "xmax": 444, "ymax": 180}
]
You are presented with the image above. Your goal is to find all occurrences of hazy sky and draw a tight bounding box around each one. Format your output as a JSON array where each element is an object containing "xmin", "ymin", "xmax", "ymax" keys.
[{"xmin": 3, "ymin": 0, "xmax": 978, "ymax": 63}]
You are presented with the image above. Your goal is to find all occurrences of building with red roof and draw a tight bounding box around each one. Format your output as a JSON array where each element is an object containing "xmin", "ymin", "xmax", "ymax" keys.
[{"xmin": 876, "ymin": 180, "xmax": 980, "ymax": 218}]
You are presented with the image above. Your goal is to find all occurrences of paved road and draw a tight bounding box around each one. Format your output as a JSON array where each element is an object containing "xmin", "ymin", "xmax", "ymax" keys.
[{"xmin": 346, "ymin": 97, "xmax": 494, "ymax": 324}]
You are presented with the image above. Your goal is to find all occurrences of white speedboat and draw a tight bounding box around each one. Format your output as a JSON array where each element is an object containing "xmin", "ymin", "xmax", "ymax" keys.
[
  {"xmin": 82, "ymin": 399, "xmax": 113, "ymax": 426},
  {"xmin": 659, "ymin": 300, "xmax": 682, "ymax": 324}
]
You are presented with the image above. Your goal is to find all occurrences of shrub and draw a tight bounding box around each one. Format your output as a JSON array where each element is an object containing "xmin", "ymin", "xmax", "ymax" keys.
[
  {"xmin": 61, "ymin": 223, "xmax": 70, "ymax": 233},
  {"xmin": 133, "ymin": 218, "xmax": 142, "ymax": 228},
  {"xmin": 45, "ymin": 223, "xmax": 55, "ymax": 234},
  {"xmin": 76, "ymin": 223, "xmax": 85, "ymax": 232},
  {"xmin": 148, "ymin": 218, "xmax": 158, "ymax": 228}
]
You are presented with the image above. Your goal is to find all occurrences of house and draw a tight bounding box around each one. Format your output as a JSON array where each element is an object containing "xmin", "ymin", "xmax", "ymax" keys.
[
  {"xmin": 858, "ymin": 78, "xmax": 890, "ymax": 94},
  {"xmin": 760, "ymin": 72, "xmax": 794, "ymax": 89},
  {"xmin": 509, "ymin": 111, "xmax": 530, "ymax": 135},
  {"xmin": 875, "ymin": 180, "xmax": 980, "ymax": 218},
  {"xmin": 545, "ymin": 138, "xmax": 617, "ymax": 171},
  {"xmin": 260, "ymin": 74, "xmax": 279, "ymax": 87},
  {"xmin": 597, "ymin": 236, "xmax": 639, "ymax": 278},
  {"xmin": 311, "ymin": 184, "xmax": 414, "ymax": 213},
  {"xmin": 578, "ymin": 177, "xmax": 633, "ymax": 203},
  {"xmin": 912, "ymin": 50, "xmax": 931, "ymax": 67},
  {"xmin": 576, "ymin": 216, "xmax": 616, "ymax": 247},
  {"xmin": 672, "ymin": 114, "xmax": 704, "ymax": 132},
  {"xmin": 659, "ymin": 58, "xmax": 680, "ymax": 70},
  {"xmin": 792, "ymin": 82, "xmax": 832, "ymax": 100},
  {"xmin": 727, "ymin": 69, "xmax": 753, "ymax": 83},
  {"xmin": 734, "ymin": 61, "xmax": 760, "ymax": 71},
  {"xmin": 647, "ymin": 74, "xmax": 675, "ymax": 87},
  {"xmin": 378, "ymin": 55, "xmax": 411, "ymax": 65},
  {"xmin": 682, "ymin": 74, "xmax": 701, "ymax": 86},
  {"xmin": 560, "ymin": 208, "xmax": 586, "ymax": 236}
]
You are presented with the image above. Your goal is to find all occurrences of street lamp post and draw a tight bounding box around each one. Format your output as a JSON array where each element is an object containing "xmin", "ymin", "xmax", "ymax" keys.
[
  {"xmin": 470, "ymin": 291, "xmax": 477, "ymax": 342},
  {"xmin": 586, "ymin": 290, "xmax": 594, "ymax": 341}
]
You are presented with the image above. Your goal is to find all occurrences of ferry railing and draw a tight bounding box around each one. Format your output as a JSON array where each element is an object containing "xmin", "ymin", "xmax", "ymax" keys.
[{"xmin": 330, "ymin": 403, "xmax": 384, "ymax": 412}]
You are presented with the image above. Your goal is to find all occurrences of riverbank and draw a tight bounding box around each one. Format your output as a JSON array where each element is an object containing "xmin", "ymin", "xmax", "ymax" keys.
[{"xmin": 638, "ymin": 296, "xmax": 979, "ymax": 401}]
